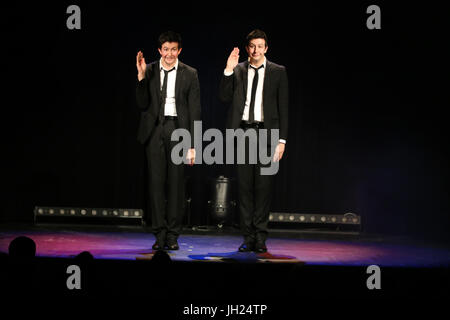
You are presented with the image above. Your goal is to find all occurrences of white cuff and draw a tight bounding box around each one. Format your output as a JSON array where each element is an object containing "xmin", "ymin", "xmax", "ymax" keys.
[
  {"xmin": 224, "ymin": 69, "xmax": 234, "ymax": 76},
  {"xmin": 279, "ymin": 139, "xmax": 286, "ymax": 144}
]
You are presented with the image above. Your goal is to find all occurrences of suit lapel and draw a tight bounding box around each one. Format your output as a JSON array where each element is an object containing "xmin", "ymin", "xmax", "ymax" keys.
[
  {"xmin": 155, "ymin": 61, "xmax": 162, "ymax": 105},
  {"xmin": 175, "ymin": 61, "xmax": 185, "ymax": 102},
  {"xmin": 242, "ymin": 60, "xmax": 249, "ymax": 96},
  {"xmin": 263, "ymin": 59, "xmax": 272, "ymax": 106}
]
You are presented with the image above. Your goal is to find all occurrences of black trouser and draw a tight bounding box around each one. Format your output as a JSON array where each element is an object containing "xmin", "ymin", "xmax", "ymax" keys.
[
  {"xmin": 236, "ymin": 122, "xmax": 275, "ymax": 242},
  {"xmin": 145, "ymin": 118, "xmax": 185, "ymax": 241}
]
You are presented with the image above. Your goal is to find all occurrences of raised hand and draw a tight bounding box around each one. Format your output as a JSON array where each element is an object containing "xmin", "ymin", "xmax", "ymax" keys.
[
  {"xmin": 136, "ymin": 51, "xmax": 147, "ymax": 81},
  {"xmin": 225, "ymin": 47, "xmax": 239, "ymax": 73}
]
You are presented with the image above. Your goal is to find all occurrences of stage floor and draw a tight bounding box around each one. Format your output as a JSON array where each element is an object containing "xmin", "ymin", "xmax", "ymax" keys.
[
  {"xmin": 1, "ymin": 223, "xmax": 449, "ymax": 304},
  {"xmin": 1, "ymin": 223, "xmax": 449, "ymax": 267}
]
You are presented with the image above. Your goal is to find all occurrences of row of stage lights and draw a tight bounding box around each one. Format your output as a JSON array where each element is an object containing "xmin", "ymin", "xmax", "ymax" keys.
[
  {"xmin": 34, "ymin": 206, "xmax": 143, "ymax": 219},
  {"xmin": 34, "ymin": 207, "xmax": 360, "ymax": 227},
  {"xmin": 269, "ymin": 212, "xmax": 360, "ymax": 225}
]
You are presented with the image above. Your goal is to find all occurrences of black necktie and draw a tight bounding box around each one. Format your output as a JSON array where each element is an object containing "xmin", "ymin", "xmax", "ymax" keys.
[
  {"xmin": 249, "ymin": 64, "xmax": 264, "ymax": 123},
  {"xmin": 159, "ymin": 67, "xmax": 175, "ymax": 124}
]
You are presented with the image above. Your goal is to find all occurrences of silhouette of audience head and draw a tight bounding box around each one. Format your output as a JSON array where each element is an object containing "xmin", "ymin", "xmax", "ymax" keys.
[
  {"xmin": 8, "ymin": 236, "xmax": 36, "ymax": 259},
  {"xmin": 75, "ymin": 251, "xmax": 94, "ymax": 262},
  {"xmin": 152, "ymin": 250, "xmax": 172, "ymax": 264}
]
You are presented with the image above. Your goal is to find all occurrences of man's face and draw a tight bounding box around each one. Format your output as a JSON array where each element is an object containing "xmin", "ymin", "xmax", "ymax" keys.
[
  {"xmin": 158, "ymin": 42, "xmax": 182, "ymax": 67},
  {"xmin": 246, "ymin": 38, "xmax": 267, "ymax": 64}
]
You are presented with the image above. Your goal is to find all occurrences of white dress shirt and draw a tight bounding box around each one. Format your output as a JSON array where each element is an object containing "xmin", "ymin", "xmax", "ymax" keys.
[
  {"xmin": 242, "ymin": 58, "xmax": 266, "ymax": 123},
  {"xmin": 160, "ymin": 58, "xmax": 178, "ymax": 116}
]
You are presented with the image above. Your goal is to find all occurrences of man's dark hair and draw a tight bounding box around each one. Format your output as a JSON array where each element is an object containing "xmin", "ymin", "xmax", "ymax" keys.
[
  {"xmin": 158, "ymin": 31, "xmax": 182, "ymax": 48},
  {"xmin": 246, "ymin": 29, "xmax": 268, "ymax": 47}
]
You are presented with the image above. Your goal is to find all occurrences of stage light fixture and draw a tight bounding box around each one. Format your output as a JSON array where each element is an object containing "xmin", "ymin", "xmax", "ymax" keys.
[
  {"xmin": 269, "ymin": 212, "xmax": 362, "ymax": 231},
  {"xmin": 34, "ymin": 206, "xmax": 144, "ymax": 226}
]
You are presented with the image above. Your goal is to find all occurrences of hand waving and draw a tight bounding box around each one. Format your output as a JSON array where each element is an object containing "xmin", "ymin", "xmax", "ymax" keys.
[
  {"xmin": 225, "ymin": 47, "xmax": 239, "ymax": 73},
  {"xmin": 136, "ymin": 51, "xmax": 147, "ymax": 81}
]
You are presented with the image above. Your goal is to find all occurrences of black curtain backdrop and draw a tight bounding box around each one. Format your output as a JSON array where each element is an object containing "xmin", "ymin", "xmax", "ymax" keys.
[{"xmin": 1, "ymin": 1, "xmax": 448, "ymax": 241}]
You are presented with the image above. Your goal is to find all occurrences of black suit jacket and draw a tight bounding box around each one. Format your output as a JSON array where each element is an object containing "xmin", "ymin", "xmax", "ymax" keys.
[
  {"xmin": 219, "ymin": 60, "xmax": 289, "ymax": 141},
  {"xmin": 136, "ymin": 60, "xmax": 201, "ymax": 145}
]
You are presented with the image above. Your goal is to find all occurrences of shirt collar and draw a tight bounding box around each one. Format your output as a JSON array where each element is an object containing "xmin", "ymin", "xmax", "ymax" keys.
[
  {"xmin": 160, "ymin": 58, "xmax": 179, "ymax": 71},
  {"xmin": 249, "ymin": 57, "xmax": 266, "ymax": 69}
]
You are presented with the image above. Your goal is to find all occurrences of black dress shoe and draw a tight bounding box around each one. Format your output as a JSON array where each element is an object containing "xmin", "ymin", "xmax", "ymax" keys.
[
  {"xmin": 166, "ymin": 239, "xmax": 179, "ymax": 250},
  {"xmin": 152, "ymin": 240, "xmax": 165, "ymax": 251},
  {"xmin": 254, "ymin": 240, "xmax": 267, "ymax": 253},
  {"xmin": 238, "ymin": 242, "xmax": 254, "ymax": 252}
]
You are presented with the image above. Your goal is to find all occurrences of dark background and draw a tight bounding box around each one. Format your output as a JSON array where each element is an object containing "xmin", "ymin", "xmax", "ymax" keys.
[{"xmin": 1, "ymin": 1, "xmax": 448, "ymax": 241}]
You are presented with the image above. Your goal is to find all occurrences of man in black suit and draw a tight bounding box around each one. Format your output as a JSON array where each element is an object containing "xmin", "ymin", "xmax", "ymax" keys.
[
  {"xmin": 219, "ymin": 29, "xmax": 288, "ymax": 253},
  {"xmin": 136, "ymin": 31, "xmax": 201, "ymax": 250}
]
